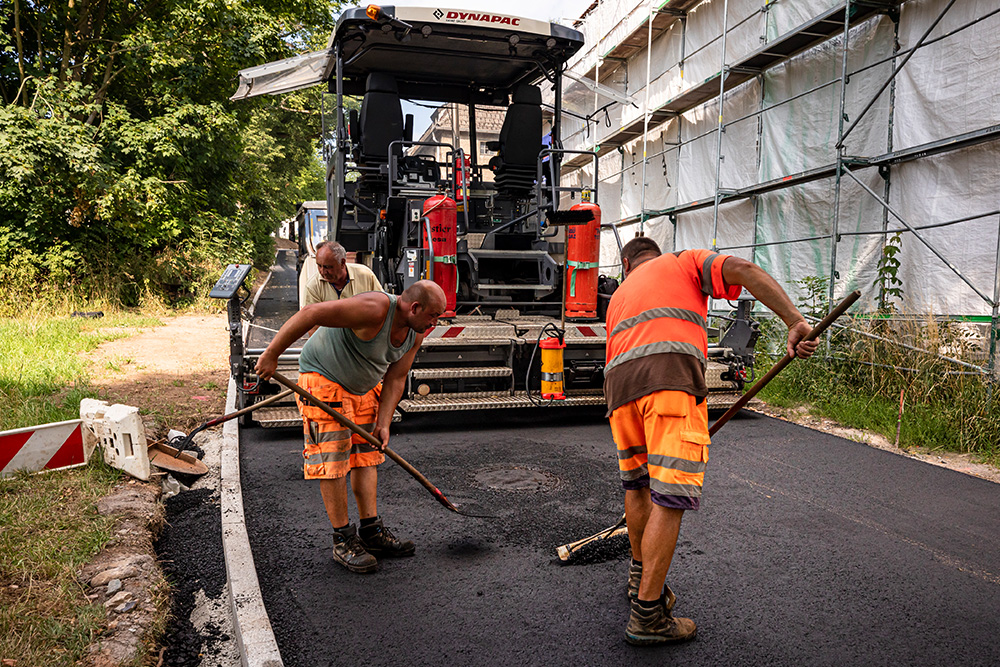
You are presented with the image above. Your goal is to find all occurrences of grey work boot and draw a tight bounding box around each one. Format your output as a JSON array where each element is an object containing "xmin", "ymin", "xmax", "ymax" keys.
[
  {"xmin": 332, "ymin": 524, "xmax": 378, "ymax": 574},
  {"xmin": 358, "ymin": 517, "xmax": 415, "ymax": 558},
  {"xmin": 625, "ymin": 594, "xmax": 696, "ymax": 646}
]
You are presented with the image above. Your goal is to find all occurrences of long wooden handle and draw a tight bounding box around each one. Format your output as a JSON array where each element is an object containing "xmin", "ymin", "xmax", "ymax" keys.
[
  {"xmin": 209, "ymin": 388, "xmax": 294, "ymax": 425},
  {"xmin": 270, "ymin": 372, "xmax": 460, "ymax": 513},
  {"xmin": 171, "ymin": 388, "xmax": 297, "ymax": 455},
  {"xmin": 556, "ymin": 513, "xmax": 627, "ymax": 561},
  {"xmin": 708, "ymin": 289, "xmax": 861, "ymax": 437}
]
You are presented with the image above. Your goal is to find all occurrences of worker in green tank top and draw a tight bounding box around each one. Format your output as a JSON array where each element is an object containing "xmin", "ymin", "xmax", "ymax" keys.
[{"xmin": 255, "ymin": 281, "xmax": 447, "ymax": 573}]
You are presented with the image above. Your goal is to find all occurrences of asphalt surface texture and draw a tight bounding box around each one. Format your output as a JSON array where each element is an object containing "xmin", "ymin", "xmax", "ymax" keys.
[
  {"xmin": 246, "ymin": 249, "xmax": 306, "ymax": 350},
  {"xmin": 240, "ymin": 407, "xmax": 1000, "ymax": 667},
  {"xmin": 238, "ymin": 249, "xmax": 1000, "ymax": 665},
  {"xmin": 155, "ymin": 431, "xmax": 239, "ymax": 667}
]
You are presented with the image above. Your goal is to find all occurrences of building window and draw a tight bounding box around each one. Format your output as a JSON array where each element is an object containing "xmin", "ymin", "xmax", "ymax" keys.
[{"xmin": 480, "ymin": 140, "xmax": 494, "ymax": 156}]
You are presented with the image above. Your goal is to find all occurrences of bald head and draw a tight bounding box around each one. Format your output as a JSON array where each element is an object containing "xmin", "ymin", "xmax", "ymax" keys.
[
  {"xmin": 400, "ymin": 280, "xmax": 447, "ymax": 333},
  {"xmin": 402, "ymin": 280, "xmax": 447, "ymax": 310}
]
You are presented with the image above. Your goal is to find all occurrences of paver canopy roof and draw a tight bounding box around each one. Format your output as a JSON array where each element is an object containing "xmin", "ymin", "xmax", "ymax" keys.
[
  {"xmin": 333, "ymin": 6, "xmax": 583, "ymax": 103},
  {"xmin": 233, "ymin": 6, "xmax": 583, "ymax": 104}
]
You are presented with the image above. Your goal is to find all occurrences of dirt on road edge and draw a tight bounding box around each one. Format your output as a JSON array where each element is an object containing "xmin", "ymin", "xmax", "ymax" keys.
[{"xmin": 78, "ymin": 313, "xmax": 231, "ymax": 666}]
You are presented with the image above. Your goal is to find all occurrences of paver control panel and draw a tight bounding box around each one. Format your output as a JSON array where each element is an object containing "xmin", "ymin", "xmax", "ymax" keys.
[{"xmin": 209, "ymin": 264, "xmax": 253, "ymax": 300}]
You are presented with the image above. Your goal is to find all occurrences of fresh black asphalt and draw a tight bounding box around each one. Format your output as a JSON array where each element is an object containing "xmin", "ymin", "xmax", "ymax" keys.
[
  {"xmin": 240, "ymin": 407, "xmax": 1000, "ymax": 667},
  {"xmin": 239, "ymin": 250, "xmax": 1000, "ymax": 665}
]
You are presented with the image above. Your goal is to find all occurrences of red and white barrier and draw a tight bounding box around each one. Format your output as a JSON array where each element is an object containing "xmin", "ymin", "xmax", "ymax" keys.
[{"xmin": 0, "ymin": 419, "xmax": 91, "ymax": 478}]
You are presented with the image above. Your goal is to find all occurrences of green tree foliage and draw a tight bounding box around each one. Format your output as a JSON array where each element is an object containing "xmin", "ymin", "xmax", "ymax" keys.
[{"xmin": 0, "ymin": 0, "xmax": 335, "ymax": 310}]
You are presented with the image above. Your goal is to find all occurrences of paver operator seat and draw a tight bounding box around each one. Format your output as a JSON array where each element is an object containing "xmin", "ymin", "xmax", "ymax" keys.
[
  {"xmin": 489, "ymin": 84, "xmax": 543, "ymax": 195},
  {"xmin": 352, "ymin": 72, "xmax": 408, "ymax": 166}
]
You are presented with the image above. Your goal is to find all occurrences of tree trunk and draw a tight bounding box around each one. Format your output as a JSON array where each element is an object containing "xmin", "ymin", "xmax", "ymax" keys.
[
  {"xmin": 13, "ymin": 0, "xmax": 26, "ymax": 89},
  {"xmin": 60, "ymin": 0, "xmax": 76, "ymax": 82},
  {"xmin": 85, "ymin": 55, "xmax": 116, "ymax": 126},
  {"xmin": 71, "ymin": 0, "xmax": 94, "ymax": 83},
  {"xmin": 84, "ymin": 0, "xmax": 111, "ymax": 87}
]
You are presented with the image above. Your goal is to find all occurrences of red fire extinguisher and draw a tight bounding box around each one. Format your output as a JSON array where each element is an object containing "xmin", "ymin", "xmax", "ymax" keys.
[
  {"xmin": 564, "ymin": 189, "xmax": 601, "ymax": 321},
  {"xmin": 422, "ymin": 193, "xmax": 458, "ymax": 317},
  {"xmin": 454, "ymin": 154, "xmax": 471, "ymax": 201}
]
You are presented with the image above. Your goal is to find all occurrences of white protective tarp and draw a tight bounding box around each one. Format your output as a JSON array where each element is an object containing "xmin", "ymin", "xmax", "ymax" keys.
[
  {"xmin": 889, "ymin": 0, "xmax": 1000, "ymax": 316},
  {"xmin": 753, "ymin": 13, "xmax": 895, "ymax": 304},
  {"xmin": 683, "ymin": 0, "xmax": 766, "ymax": 89},
  {"xmin": 564, "ymin": 0, "xmax": 999, "ymax": 318}
]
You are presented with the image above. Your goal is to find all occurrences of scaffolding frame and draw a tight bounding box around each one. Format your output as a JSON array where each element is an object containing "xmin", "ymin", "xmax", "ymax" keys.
[{"xmin": 562, "ymin": 0, "xmax": 1000, "ymax": 376}]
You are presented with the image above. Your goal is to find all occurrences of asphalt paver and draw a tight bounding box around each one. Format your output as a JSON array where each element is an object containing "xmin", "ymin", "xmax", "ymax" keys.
[{"xmin": 240, "ymin": 408, "xmax": 1000, "ymax": 666}]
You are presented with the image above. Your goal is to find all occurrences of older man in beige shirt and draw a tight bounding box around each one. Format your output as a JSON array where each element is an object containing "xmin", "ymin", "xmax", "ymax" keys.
[{"xmin": 303, "ymin": 241, "xmax": 383, "ymax": 305}]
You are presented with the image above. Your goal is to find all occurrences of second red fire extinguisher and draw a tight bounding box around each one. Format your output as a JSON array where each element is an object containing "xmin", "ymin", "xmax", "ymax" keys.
[
  {"xmin": 454, "ymin": 154, "xmax": 471, "ymax": 201},
  {"xmin": 422, "ymin": 193, "xmax": 458, "ymax": 317},
  {"xmin": 564, "ymin": 189, "xmax": 601, "ymax": 321}
]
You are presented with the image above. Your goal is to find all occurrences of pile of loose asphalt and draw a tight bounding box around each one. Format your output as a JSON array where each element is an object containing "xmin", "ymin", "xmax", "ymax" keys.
[
  {"xmin": 156, "ymin": 488, "xmax": 230, "ymax": 666},
  {"xmin": 154, "ymin": 435, "xmax": 238, "ymax": 666}
]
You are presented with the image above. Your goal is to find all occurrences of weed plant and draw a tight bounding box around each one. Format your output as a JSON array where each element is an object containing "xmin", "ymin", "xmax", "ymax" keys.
[
  {"xmin": 755, "ymin": 311, "xmax": 1000, "ymax": 466},
  {"xmin": 0, "ymin": 457, "xmax": 123, "ymax": 666}
]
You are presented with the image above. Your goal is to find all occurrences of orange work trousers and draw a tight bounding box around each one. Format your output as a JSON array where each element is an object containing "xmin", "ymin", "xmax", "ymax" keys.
[
  {"xmin": 297, "ymin": 372, "xmax": 384, "ymax": 480},
  {"xmin": 609, "ymin": 389, "xmax": 710, "ymax": 510}
]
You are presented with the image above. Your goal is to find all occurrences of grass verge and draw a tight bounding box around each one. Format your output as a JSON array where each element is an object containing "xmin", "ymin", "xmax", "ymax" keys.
[
  {"xmin": 0, "ymin": 312, "xmax": 162, "ymax": 432},
  {"xmin": 0, "ymin": 310, "xmax": 166, "ymax": 664},
  {"xmin": 755, "ymin": 317, "xmax": 1000, "ymax": 466},
  {"xmin": 0, "ymin": 458, "xmax": 123, "ymax": 666}
]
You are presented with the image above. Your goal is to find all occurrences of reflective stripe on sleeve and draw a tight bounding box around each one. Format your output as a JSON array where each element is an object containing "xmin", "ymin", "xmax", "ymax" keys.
[{"xmin": 701, "ymin": 253, "xmax": 720, "ymax": 296}]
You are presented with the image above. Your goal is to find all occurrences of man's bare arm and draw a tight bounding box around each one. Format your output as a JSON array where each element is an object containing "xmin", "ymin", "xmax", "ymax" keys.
[
  {"xmin": 721, "ymin": 257, "xmax": 818, "ymax": 359},
  {"xmin": 254, "ymin": 293, "xmax": 389, "ymax": 379}
]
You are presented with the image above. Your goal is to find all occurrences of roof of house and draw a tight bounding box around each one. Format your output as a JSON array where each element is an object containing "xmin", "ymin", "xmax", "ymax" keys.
[{"xmin": 415, "ymin": 105, "xmax": 506, "ymax": 144}]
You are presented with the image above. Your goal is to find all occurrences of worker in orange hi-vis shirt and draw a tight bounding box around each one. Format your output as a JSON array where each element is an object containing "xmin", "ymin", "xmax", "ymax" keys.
[{"xmin": 605, "ymin": 236, "xmax": 818, "ymax": 646}]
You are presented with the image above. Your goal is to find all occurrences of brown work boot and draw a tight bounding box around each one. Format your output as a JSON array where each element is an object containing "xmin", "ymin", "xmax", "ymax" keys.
[
  {"xmin": 358, "ymin": 517, "xmax": 415, "ymax": 558},
  {"xmin": 627, "ymin": 560, "xmax": 642, "ymax": 600},
  {"xmin": 625, "ymin": 594, "xmax": 696, "ymax": 646},
  {"xmin": 625, "ymin": 562, "xmax": 677, "ymax": 613},
  {"xmin": 332, "ymin": 525, "xmax": 378, "ymax": 574}
]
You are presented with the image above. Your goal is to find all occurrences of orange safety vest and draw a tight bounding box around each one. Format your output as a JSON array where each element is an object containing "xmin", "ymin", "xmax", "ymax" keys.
[{"xmin": 605, "ymin": 249, "xmax": 742, "ymax": 409}]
